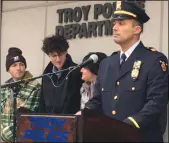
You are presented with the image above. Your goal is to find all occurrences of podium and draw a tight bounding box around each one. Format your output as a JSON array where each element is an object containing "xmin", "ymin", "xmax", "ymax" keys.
[{"xmin": 17, "ymin": 109, "xmax": 141, "ymax": 142}]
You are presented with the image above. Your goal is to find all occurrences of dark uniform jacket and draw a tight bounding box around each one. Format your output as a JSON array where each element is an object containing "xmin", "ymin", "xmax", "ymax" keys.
[
  {"xmin": 39, "ymin": 54, "xmax": 82, "ymax": 114},
  {"xmin": 86, "ymin": 42, "xmax": 168, "ymax": 142}
]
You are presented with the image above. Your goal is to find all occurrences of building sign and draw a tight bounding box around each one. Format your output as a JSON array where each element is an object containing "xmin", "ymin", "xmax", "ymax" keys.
[{"xmin": 56, "ymin": 3, "xmax": 115, "ymax": 40}]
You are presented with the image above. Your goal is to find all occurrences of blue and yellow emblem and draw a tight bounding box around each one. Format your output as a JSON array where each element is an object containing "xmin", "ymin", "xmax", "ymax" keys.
[{"xmin": 160, "ymin": 60, "xmax": 167, "ymax": 72}]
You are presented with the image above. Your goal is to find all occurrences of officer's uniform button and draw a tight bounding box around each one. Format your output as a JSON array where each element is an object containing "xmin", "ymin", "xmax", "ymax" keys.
[
  {"xmin": 132, "ymin": 87, "xmax": 136, "ymax": 91},
  {"xmin": 112, "ymin": 110, "xmax": 116, "ymax": 115},
  {"xmin": 114, "ymin": 96, "xmax": 118, "ymax": 100},
  {"xmin": 116, "ymin": 81, "xmax": 120, "ymax": 86}
]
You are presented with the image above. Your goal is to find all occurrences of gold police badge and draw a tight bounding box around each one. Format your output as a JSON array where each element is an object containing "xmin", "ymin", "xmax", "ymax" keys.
[{"xmin": 131, "ymin": 60, "xmax": 142, "ymax": 80}]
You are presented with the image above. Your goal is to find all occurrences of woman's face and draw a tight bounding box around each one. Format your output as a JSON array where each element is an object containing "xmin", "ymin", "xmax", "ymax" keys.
[{"xmin": 80, "ymin": 67, "xmax": 95, "ymax": 82}]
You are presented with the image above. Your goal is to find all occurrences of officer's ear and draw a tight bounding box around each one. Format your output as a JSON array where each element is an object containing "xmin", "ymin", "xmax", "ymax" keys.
[
  {"xmin": 132, "ymin": 20, "xmax": 142, "ymax": 35},
  {"xmin": 134, "ymin": 26, "xmax": 142, "ymax": 35}
]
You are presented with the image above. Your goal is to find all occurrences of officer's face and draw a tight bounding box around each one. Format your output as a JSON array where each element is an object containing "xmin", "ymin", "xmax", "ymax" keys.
[
  {"xmin": 49, "ymin": 51, "xmax": 67, "ymax": 70},
  {"xmin": 8, "ymin": 62, "xmax": 26, "ymax": 81},
  {"xmin": 80, "ymin": 67, "xmax": 96, "ymax": 82},
  {"xmin": 113, "ymin": 19, "xmax": 141, "ymax": 45}
]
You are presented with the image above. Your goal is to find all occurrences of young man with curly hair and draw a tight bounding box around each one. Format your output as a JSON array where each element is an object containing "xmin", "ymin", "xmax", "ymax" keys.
[{"xmin": 39, "ymin": 35, "xmax": 82, "ymax": 114}]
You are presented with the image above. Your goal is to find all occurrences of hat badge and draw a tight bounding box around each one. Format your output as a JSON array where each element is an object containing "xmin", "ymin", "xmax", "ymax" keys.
[
  {"xmin": 116, "ymin": 1, "xmax": 122, "ymax": 10},
  {"xmin": 13, "ymin": 56, "xmax": 19, "ymax": 61}
]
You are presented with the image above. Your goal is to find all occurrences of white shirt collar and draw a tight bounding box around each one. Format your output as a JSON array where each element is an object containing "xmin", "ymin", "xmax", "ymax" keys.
[{"xmin": 120, "ymin": 40, "xmax": 140, "ymax": 62}]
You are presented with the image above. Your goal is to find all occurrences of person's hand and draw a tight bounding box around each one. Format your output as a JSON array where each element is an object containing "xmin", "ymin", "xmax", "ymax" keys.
[
  {"xmin": 75, "ymin": 111, "xmax": 81, "ymax": 115},
  {"xmin": 17, "ymin": 107, "xmax": 32, "ymax": 113}
]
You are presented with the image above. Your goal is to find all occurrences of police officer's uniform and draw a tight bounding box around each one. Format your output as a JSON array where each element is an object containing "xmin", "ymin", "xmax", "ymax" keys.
[{"xmin": 86, "ymin": 1, "xmax": 168, "ymax": 142}]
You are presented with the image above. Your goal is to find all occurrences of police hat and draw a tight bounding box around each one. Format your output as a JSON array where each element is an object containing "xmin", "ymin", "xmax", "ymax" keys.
[{"xmin": 113, "ymin": 1, "xmax": 150, "ymax": 24}]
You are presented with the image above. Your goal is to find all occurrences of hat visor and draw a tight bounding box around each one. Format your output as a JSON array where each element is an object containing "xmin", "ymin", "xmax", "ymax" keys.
[{"xmin": 112, "ymin": 14, "xmax": 135, "ymax": 21}]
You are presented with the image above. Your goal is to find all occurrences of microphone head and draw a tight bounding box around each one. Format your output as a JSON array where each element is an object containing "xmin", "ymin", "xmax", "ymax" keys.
[{"xmin": 89, "ymin": 54, "xmax": 98, "ymax": 63}]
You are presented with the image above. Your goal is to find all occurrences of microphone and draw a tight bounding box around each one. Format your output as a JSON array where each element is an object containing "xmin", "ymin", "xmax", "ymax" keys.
[{"xmin": 78, "ymin": 54, "xmax": 98, "ymax": 68}]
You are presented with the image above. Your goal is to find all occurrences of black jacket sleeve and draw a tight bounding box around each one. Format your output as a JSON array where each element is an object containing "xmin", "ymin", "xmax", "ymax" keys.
[
  {"xmin": 38, "ymin": 80, "xmax": 46, "ymax": 113},
  {"xmin": 62, "ymin": 69, "xmax": 83, "ymax": 114}
]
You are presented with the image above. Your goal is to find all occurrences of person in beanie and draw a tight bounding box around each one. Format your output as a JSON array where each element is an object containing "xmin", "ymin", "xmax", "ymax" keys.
[
  {"xmin": 39, "ymin": 35, "xmax": 83, "ymax": 114},
  {"xmin": 1, "ymin": 47, "xmax": 40, "ymax": 142},
  {"xmin": 75, "ymin": 52, "xmax": 107, "ymax": 115}
]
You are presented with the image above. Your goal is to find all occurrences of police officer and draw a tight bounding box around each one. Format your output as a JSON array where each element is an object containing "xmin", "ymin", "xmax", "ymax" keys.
[{"xmin": 85, "ymin": 1, "xmax": 168, "ymax": 142}]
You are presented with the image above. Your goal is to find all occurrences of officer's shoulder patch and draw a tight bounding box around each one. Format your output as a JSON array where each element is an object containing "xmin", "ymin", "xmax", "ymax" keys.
[
  {"xmin": 159, "ymin": 60, "xmax": 168, "ymax": 72},
  {"xmin": 145, "ymin": 47, "xmax": 157, "ymax": 52},
  {"xmin": 111, "ymin": 50, "xmax": 120, "ymax": 56}
]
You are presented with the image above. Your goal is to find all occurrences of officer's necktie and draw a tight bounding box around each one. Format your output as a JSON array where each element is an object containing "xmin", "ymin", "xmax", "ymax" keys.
[{"xmin": 120, "ymin": 53, "xmax": 127, "ymax": 68}]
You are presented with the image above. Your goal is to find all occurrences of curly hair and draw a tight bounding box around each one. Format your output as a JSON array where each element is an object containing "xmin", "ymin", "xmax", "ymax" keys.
[{"xmin": 41, "ymin": 35, "xmax": 69, "ymax": 55}]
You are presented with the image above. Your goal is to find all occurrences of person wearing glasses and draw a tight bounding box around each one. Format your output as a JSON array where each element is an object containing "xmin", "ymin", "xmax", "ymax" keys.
[{"xmin": 39, "ymin": 35, "xmax": 82, "ymax": 114}]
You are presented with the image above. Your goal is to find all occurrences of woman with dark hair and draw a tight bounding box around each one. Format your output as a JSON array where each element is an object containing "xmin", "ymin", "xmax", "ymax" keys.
[
  {"xmin": 39, "ymin": 35, "xmax": 82, "ymax": 114},
  {"xmin": 75, "ymin": 52, "xmax": 107, "ymax": 115}
]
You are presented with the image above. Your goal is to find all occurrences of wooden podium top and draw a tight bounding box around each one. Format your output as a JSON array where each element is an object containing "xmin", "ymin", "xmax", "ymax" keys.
[{"xmin": 82, "ymin": 110, "xmax": 141, "ymax": 142}]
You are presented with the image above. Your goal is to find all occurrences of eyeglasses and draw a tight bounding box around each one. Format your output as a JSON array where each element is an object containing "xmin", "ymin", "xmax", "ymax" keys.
[{"xmin": 49, "ymin": 52, "xmax": 67, "ymax": 58}]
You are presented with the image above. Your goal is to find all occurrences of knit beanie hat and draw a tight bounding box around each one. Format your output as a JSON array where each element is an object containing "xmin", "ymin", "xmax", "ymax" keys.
[
  {"xmin": 82, "ymin": 52, "xmax": 107, "ymax": 75},
  {"xmin": 6, "ymin": 47, "xmax": 27, "ymax": 71}
]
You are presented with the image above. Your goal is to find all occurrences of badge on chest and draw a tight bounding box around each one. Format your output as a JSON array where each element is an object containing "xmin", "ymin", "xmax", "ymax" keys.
[{"xmin": 131, "ymin": 60, "xmax": 142, "ymax": 81}]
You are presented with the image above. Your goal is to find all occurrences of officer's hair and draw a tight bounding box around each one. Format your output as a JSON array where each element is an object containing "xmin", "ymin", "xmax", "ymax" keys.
[{"xmin": 132, "ymin": 19, "xmax": 144, "ymax": 33}]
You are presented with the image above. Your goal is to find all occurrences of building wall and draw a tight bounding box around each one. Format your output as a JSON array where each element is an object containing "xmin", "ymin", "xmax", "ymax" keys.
[{"xmin": 1, "ymin": 1, "xmax": 168, "ymax": 142}]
